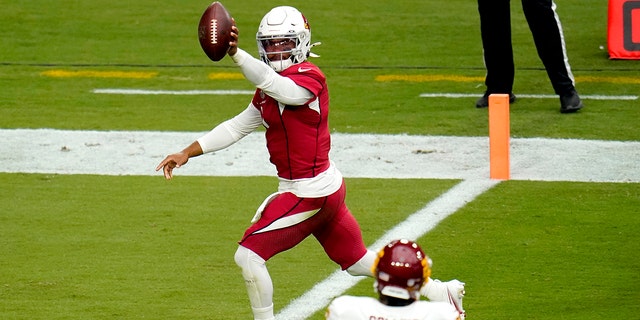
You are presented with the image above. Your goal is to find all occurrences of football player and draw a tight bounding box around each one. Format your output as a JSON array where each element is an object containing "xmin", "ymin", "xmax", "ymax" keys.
[
  {"xmin": 326, "ymin": 239, "xmax": 466, "ymax": 320},
  {"xmin": 156, "ymin": 6, "xmax": 464, "ymax": 320}
]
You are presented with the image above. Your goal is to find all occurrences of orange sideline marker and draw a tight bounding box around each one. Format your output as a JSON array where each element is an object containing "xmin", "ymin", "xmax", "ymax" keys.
[{"xmin": 489, "ymin": 94, "xmax": 510, "ymax": 180}]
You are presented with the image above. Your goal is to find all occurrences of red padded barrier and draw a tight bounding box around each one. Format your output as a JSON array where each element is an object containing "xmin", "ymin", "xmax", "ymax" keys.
[{"xmin": 608, "ymin": 0, "xmax": 640, "ymax": 59}]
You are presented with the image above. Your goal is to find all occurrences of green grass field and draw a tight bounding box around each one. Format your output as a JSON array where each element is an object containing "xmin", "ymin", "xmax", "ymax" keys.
[{"xmin": 1, "ymin": 0, "xmax": 639, "ymax": 319}]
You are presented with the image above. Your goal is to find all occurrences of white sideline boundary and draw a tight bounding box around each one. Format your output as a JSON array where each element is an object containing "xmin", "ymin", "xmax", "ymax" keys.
[
  {"xmin": 90, "ymin": 89, "xmax": 638, "ymax": 101},
  {"xmin": 1, "ymin": 129, "xmax": 638, "ymax": 182}
]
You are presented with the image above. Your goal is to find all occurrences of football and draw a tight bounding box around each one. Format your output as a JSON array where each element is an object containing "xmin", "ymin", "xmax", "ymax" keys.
[{"xmin": 198, "ymin": 2, "xmax": 234, "ymax": 62}]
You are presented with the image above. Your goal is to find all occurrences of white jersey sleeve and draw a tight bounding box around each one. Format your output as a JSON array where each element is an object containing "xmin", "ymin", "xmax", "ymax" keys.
[
  {"xmin": 230, "ymin": 48, "xmax": 313, "ymax": 105},
  {"xmin": 326, "ymin": 295, "xmax": 461, "ymax": 320},
  {"xmin": 196, "ymin": 102, "xmax": 262, "ymax": 154}
]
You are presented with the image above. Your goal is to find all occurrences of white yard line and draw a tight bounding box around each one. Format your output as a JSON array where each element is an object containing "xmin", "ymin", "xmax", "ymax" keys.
[
  {"xmin": 276, "ymin": 178, "xmax": 499, "ymax": 319},
  {"xmin": 91, "ymin": 89, "xmax": 638, "ymax": 100},
  {"xmin": 92, "ymin": 88, "xmax": 254, "ymax": 95}
]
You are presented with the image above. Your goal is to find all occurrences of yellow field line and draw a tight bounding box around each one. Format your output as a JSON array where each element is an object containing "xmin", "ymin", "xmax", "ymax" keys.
[
  {"xmin": 41, "ymin": 70, "xmax": 158, "ymax": 79},
  {"xmin": 375, "ymin": 74, "xmax": 485, "ymax": 82},
  {"xmin": 208, "ymin": 72, "xmax": 244, "ymax": 80},
  {"xmin": 575, "ymin": 76, "xmax": 640, "ymax": 84},
  {"xmin": 40, "ymin": 70, "xmax": 640, "ymax": 84}
]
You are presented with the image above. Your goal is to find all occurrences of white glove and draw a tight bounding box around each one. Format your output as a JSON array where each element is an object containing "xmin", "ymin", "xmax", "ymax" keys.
[{"xmin": 421, "ymin": 279, "xmax": 466, "ymax": 319}]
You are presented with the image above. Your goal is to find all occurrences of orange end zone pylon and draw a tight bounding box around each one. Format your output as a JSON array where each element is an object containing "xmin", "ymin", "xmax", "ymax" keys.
[{"xmin": 489, "ymin": 94, "xmax": 510, "ymax": 180}]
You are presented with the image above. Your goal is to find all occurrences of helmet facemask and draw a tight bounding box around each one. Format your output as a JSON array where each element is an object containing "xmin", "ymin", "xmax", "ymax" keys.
[{"xmin": 257, "ymin": 35, "xmax": 307, "ymax": 72}]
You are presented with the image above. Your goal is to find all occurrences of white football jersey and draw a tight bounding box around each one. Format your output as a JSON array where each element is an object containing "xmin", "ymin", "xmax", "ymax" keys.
[{"xmin": 326, "ymin": 295, "xmax": 461, "ymax": 320}]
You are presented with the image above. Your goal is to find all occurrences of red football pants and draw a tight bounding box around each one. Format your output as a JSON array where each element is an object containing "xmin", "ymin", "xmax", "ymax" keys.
[{"xmin": 239, "ymin": 181, "xmax": 368, "ymax": 270}]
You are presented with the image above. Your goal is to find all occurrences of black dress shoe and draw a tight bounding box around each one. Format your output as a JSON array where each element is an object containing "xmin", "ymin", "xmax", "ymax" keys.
[
  {"xmin": 475, "ymin": 93, "xmax": 516, "ymax": 108},
  {"xmin": 560, "ymin": 90, "xmax": 583, "ymax": 113}
]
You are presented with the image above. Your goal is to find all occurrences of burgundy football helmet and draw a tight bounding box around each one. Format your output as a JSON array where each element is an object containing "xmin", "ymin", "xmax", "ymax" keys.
[{"xmin": 374, "ymin": 239, "xmax": 432, "ymax": 301}]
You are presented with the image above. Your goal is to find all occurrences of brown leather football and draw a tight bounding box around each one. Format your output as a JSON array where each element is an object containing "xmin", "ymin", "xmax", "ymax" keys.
[{"xmin": 198, "ymin": 2, "xmax": 233, "ymax": 62}]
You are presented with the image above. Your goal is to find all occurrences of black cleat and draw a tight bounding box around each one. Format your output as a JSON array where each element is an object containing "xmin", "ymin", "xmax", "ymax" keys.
[
  {"xmin": 560, "ymin": 90, "xmax": 583, "ymax": 113},
  {"xmin": 475, "ymin": 92, "xmax": 516, "ymax": 108}
]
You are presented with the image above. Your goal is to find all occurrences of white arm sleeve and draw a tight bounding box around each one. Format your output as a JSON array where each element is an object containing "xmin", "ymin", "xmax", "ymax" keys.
[
  {"xmin": 230, "ymin": 48, "xmax": 313, "ymax": 105},
  {"xmin": 196, "ymin": 103, "xmax": 262, "ymax": 154},
  {"xmin": 420, "ymin": 278, "xmax": 466, "ymax": 315}
]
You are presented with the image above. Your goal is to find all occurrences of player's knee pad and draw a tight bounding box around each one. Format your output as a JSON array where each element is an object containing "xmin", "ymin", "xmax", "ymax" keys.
[{"xmin": 234, "ymin": 245, "xmax": 265, "ymax": 271}]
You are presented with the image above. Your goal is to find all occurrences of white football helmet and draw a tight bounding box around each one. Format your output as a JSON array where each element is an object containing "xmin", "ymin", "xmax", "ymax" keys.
[{"xmin": 256, "ymin": 6, "xmax": 318, "ymax": 72}]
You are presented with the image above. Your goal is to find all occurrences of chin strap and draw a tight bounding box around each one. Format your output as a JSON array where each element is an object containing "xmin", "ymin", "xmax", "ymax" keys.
[{"xmin": 309, "ymin": 42, "xmax": 322, "ymax": 58}]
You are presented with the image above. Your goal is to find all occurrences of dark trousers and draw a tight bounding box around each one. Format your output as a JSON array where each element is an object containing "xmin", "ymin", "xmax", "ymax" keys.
[{"xmin": 478, "ymin": 0, "xmax": 576, "ymax": 96}]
